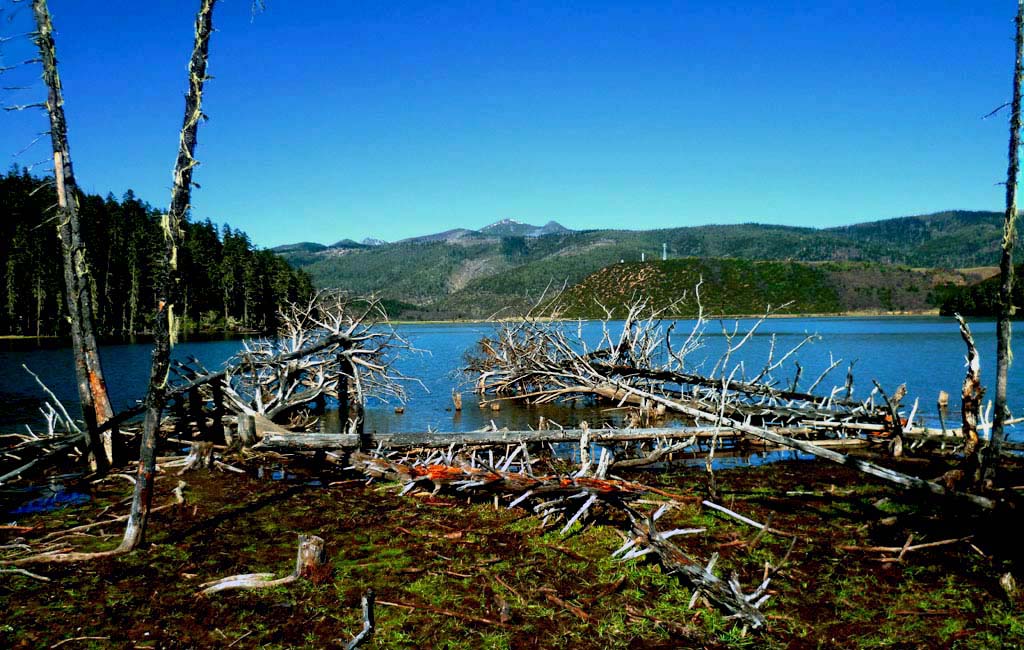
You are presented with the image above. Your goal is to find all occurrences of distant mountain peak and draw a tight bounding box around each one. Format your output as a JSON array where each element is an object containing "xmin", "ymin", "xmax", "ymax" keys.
[
  {"xmin": 329, "ymin": 238, "xmax": 368, "ymax": 249},
  {"xmin": 479, "ymin": 219, "xmax": 573, "ymax": 238},
  {"xmin": 361, "ymin": 237, "xmax": 387, "ymax": 246},
  {"xmin": 481, "ymin": 218, "xmax": 524, "ymax": 231},
  {"xmin": 535, "ymin": 220, "xmax": 571, "ymax": 236}
]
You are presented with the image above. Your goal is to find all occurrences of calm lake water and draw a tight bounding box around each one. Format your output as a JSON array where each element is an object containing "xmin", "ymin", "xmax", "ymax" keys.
[{"xmin": 1, "ymin": 317, "xmax": 1021, "ymax": 441}]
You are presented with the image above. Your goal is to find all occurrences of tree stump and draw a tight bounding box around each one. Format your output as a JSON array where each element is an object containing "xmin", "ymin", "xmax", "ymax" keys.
[
  {"xmin": 237, "ymin": 414, "xmax": 257, "ymax": 448},
  {"xmin": 294, "ymin": 534, "xmax": 330, "ymax": 584},
  {"xmin": 179, "ymin": 441, "xmax": 214, "ymax": 473},
  {"xmin": 199, "ymin": 534, "xmax": 330, "ymax": 594}
]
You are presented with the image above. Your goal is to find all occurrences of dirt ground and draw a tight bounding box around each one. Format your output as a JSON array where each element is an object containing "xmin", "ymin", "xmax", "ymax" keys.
[{"xmin": 1, "ymin": 454, "xmax": 1022, "ymax": 649}]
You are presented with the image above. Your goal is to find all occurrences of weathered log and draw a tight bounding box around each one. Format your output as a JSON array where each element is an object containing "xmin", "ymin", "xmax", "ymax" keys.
[
  {"xmin": 628, "ymin": 383, "xmax": 998, "ymax": 509},
  {"xmin": 258, "ymin": 427, "xmax": 710, "ymax": 451},
  {"xmin": 255, "ymin": 425, "xmax": 879, "ymax": 453}
]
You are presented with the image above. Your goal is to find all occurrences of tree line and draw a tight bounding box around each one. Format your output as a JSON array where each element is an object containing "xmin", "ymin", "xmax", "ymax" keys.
[
  {"xmin": 939, "ymin": 264, "xmax": 1024, "ymax": 317},
  {"xmin": 0, "ymin": 166, "xmax": 313, "ymax": 337}
]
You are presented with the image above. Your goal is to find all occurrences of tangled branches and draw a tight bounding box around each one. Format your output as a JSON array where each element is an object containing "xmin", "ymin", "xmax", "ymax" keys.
[
  {"xmin": 466, "ymin": 290, "xmax": 882, "ymax": 429},
  {"xmin": 348, "ymin": 443, "xmax": 778, "ymax": 628},
  {"xmin": 215, "ymin": 291, "xmax": 418, "ymax": 425}
]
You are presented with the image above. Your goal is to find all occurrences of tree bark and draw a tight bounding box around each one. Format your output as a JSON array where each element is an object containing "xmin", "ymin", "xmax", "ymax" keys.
[
  {"xmin": 955, "ymin": 315, "xmax": 982, "ymax": 458},
  {"xmin": 119, "ymin": 0, "xmax": 217, "ymax": 552},
  {"xmin": 989, "ymin": 0, "xmax": 1024, "ymax": 481},
  {"xmin": 32, "ymin": 0, "xmax": 116, "ymax": 470}
]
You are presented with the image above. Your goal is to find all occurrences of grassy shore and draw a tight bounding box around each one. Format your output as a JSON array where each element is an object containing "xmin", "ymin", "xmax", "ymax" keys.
[{"xmin": 1, "ymin": 453, "xmax": 1021, "ymax": 649}]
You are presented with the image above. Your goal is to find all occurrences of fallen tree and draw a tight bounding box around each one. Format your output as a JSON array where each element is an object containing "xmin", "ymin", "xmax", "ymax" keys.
[{"xmin": 462, "ymin": 295, "xmax": 1006, "ymax": 510}]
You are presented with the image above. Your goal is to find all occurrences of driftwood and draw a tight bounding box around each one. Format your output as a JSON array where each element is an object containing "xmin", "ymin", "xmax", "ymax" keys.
[
  {"xmin": 462, "ymin": 299, "xmax": 1001, "ymax": 510},
  {"xmin": 3, "ymin": 481, "xmax": 187, "ymax": 566},
  {"xmin": 199, "ymin": 534, "xmax": 329, "ymax": 595},
  {"xmin": 257, "ymin": 425, "xmax": 870, "ymax": 452},
  {"xmin": 467, "ymin": 296, "xmax": 886, "ymax": 433},
  {"xmin": 623, "ymin": 507, "xmax": 773, "ymax": 628},
  {"xmin": 259, "ymin": 427, "xmax": 707, "ymax": 450},
  {"xmin": 347, "ymin": 447, "xmax": 769, "ymax": 627},
  {"xmin": 215, "ymin": 291, "xmax": 416, "ymax": 424},
  {"xmin": 0, "ymin": 368, "xmax": 88, "ymax": 486},
  {"xmin": 615, "ymin": 381, "xmax": 997, "ymax": 510}
]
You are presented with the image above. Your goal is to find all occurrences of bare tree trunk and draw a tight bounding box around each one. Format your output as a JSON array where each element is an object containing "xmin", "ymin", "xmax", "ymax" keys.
[
  {"xmin": 988, "ymin": 0, "xmax": 1024, "ymax": 481},
  {"xmin": 32, "ymin": 0, "xmax": 116, "ymax": 470},
  {"xmin": 119, "ymin": 0, "xmax": 217, "ymax": 551}
]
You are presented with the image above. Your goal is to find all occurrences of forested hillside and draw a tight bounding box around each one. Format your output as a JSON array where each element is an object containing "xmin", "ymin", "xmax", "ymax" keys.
[
  {"xmin": 0, "ymin": 168, "xmax": 312, "ymax": 337},
  {"xmin": 277, "ymin": 211, "xmax": 1002, "ymax": 319},
  {"xmin": 558, "ymin": 259, "xmax": 994, "ymax": 318},
  {"xmin": 939, "ymin": 263, "xmax": 1024, "ymax": 316}
]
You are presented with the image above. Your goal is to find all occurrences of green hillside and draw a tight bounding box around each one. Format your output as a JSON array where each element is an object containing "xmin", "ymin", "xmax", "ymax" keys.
[
  {"xmin": 275, "ymin": 211, "xmax": 1004, "ymax": 319},
  {"xmin": 557, "ymin": 259, "xmax": 987, "ymax": 319},
  {"xmin": 939, "ymin": 263, "xmax": 1024, "ymax": 316}
]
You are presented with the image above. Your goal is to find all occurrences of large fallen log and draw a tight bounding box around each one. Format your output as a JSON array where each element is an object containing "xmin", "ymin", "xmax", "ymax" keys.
[
  {"xmin": 258, "ymin": 427, "xmax": 710, "ymax": 451},
  {"xmin": 255, "ymin": 426, "xmax": 870, "ymax": 452},
  {"xmin": 604, "ymin": 381, "xmax": 997, "ymax": 510}
]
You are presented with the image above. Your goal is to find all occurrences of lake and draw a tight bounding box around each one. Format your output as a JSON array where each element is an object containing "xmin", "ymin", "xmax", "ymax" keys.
[{"xmin": 0, "ymin": 316, "xmax": 1021, "ymax": 440}]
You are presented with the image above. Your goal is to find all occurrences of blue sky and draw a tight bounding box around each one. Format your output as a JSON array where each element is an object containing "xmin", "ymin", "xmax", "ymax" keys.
[{"xmin": 0, "ymin": 1, "xmax": 1019, "ymax": 247}]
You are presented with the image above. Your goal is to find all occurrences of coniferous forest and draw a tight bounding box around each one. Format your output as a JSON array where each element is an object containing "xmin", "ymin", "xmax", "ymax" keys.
[{"xmin": 0, "ymin": 167, "xmax": 312, "ymax": 337}]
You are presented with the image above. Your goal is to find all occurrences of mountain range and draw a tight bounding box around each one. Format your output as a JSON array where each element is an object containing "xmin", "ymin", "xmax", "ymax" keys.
[{"xmin": 272, "ymin": 212, "xmax": 1004, "ymax": 319}]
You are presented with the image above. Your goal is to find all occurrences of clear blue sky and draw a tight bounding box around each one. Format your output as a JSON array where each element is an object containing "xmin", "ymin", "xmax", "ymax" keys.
[{"xmin": 0, "ymin": 1, "xmax": 1019, "ymax": 247}]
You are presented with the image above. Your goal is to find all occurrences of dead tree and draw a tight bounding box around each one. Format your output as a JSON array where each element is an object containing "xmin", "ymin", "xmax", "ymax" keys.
[
  {"xmin": 118, "ymin": 0, "xmax": 218, "ymax": 553},
  {"xmin": 5, "ymin": 0, "xmax": 221, "ymax": 565},
  {"xmin": 347, "ymin": 446, "xmax": 772, "ymax": 628},
  {"xmin": 31, "ymin": 0, "xmax": 116, "ymax": 470},
  {"xmin": 217, "ymin": 291, "xmax": 417, "ymax": 436},
  {"xmin": 465, "ymin": 297, "xmax": 998, "ymax": 510},
  {"xmin": 467, "ymin": 294, "xmax": 882, "ymax": 432},
  {"xmin": 988, "ymin": 0, "xmax": 1024, "ymax": 481}
]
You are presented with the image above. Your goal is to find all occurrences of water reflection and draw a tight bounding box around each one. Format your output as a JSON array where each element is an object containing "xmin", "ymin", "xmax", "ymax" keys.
[{"xmin": 0, "ymin": 317, "xmax": 1020, "ymax": 441}]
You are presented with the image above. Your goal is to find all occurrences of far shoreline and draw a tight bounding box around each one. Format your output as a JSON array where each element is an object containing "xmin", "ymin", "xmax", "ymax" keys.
[{"xmin": 1, "ymin": 310, "xmax": 1006, "ymax": 346}]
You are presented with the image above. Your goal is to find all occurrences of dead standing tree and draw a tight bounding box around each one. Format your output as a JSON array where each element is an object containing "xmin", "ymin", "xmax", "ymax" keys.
[
  {"xmin": 118, "ymin": 0, "xmax": 217, "ymax": 553},
  {"xmin": 988, "ymin": 0, "xmax": 1024, "ymax": 481},
  {"xmin": 30, "ymin": 0, "xmax": 116, "ymax": 470},
  {"xmin": 2, "ymin": 0, "xmax": 220, "ymax": 564}
]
